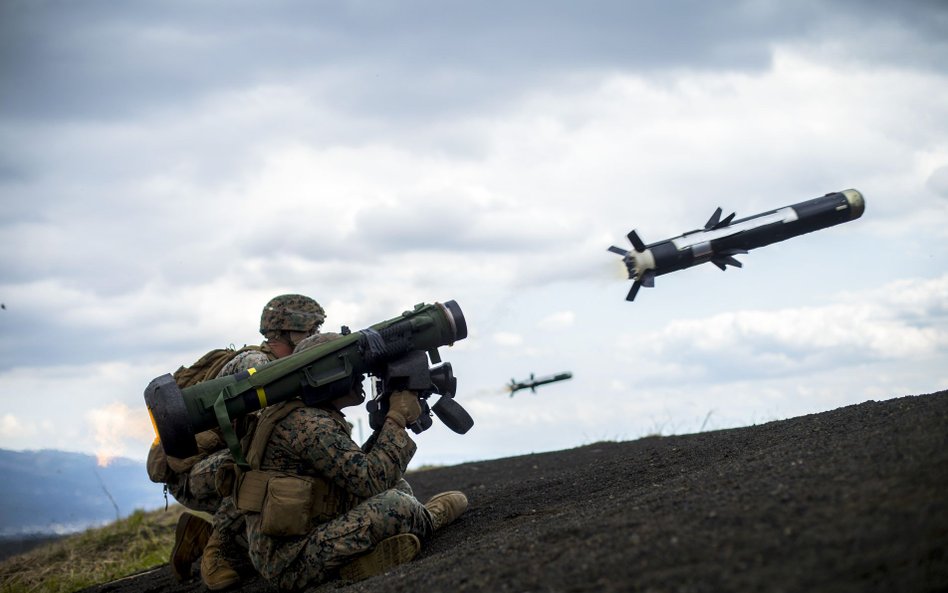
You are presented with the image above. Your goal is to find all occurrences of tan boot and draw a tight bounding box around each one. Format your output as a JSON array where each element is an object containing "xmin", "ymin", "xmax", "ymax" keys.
[
  {"xmin": 170, "ymin": 511, "xmax": 212, "ymax": 582},
  {"xmin": 200, "ymin": 528, "xmax": 240, "ymax": 591},
  {"xmin": 338, "ymin": 533, "xmax": 421, "ymax": 582},
  {"xmin": 425, "ymin": 491, "xmax": 468, "ymax": 531}
]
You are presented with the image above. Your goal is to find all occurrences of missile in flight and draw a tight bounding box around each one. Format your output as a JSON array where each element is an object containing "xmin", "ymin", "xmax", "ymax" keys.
[
  {"xmin": 608, "ymin": 189, "xmax": 865, "ymax": 301},
  {"xmin": 507, "ymin": 372, "xmax": 573, "ymax": 396}
]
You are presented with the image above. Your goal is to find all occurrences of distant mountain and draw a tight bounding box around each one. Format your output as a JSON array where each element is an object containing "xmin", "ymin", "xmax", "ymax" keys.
[{"xmin": 0, "ymin": 449, "xmax": 165, "ymax": 537}]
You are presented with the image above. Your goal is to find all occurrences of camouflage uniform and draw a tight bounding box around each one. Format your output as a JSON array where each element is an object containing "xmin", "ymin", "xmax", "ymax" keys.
[
  {"xmin": 164, "ymin": 347, "xmax": 274, "ymax": 512},
  {"xmin": 246, "ymin": 404, "xmax": 434, "ymax": 591},
  {"xmin": 218, "ymin": 347, "xmax": 273, "ymax": 379}
]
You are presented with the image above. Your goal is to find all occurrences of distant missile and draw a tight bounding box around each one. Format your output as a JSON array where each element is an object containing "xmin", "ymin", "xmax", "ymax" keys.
[
  {"xmin": 508, "ymin": 372, "xmax": 573, "ymax": 396},
  {"xmin": 608, "ymin": 189, "xmax": 865, "ymax": 301}
]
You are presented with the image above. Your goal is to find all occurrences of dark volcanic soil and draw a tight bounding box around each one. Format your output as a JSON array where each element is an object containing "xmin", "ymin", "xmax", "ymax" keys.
[{"xmin": 82, "ymin": 390, "xmax": 948, "ymax": 593}]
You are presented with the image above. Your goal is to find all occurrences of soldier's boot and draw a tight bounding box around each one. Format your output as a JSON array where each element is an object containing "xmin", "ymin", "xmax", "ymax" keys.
[
  {"xmin": 425, "ymin": 491, "xmax": 469, "ymax": 531},
  {"xmin": 338, "ymin": 533, "xmax": 421, "ymax": 583},
  {"xmin": 200, "ymin": 528, "xmax": 240, "ymax": 591},
  {"xmin": 170, "ymin": 511, "xmax": 212, "ymax": 582}
]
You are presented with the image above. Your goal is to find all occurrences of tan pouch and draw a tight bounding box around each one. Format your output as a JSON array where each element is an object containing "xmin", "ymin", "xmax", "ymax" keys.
[
  {"xmin": 195, "ymin": 430, "xmax": 225, "ymax": 455},
  {"xmin": 145, "ymin": 441, "xmax": 173, "ymax": 483},
  {"xmin": 260, "ymin": 475, "xmax": 317, "ymax": 537},
  {"xmin": 235, "ymin": 470, "xmax": 271, "ymax": 513},
  {"xmin": 166, "ymin": 451, "xmax": 204, "ymax": 474}
]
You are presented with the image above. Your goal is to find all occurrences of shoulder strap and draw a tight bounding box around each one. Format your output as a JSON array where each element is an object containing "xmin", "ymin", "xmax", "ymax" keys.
[{"xmin": 245, "ymin": 399, "xmax": 307, "ymax": 470}]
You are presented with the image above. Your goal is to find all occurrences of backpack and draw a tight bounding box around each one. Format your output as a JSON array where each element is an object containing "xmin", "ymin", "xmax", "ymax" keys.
[{"xmin": 172, "ymin": 345, "xmax": 264, "ymax": 388}]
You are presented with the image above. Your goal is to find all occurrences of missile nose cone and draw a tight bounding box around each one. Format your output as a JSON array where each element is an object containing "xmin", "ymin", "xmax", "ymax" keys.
[{"xmin": 841, "ymin": 189, "xmax": 865, "ymax": 220}]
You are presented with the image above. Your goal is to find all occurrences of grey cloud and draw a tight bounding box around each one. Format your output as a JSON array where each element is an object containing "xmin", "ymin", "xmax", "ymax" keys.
[
  {"xmin": 0, "ymin": 294, "xmax": 196, "ymax": 370},
  {"xmin": 4, "ymin": 0, "xmax": 943, "ymax": 123},
  {"xmin": 229, "ymin": 197, "xmax": 569, "ymax": 282},
  {"xmin": 2, "ymin": 0, "xmax": 945, "ymax": 371},
  {"xmin": 0, "ymin": 154, "xmax": 34, "ymax": 184},
  {"xmin": 635, "ymin": 337, "xmax": 852, "ymax": 386},
  {"xmin": 0, "ymin": 209, "xmax": 222, "ymax": 296},
  {"xmin": 634, "ymin": 303, "xmax": 948, "ymax": 387},
  {"xmin": 348, "ymin": 195, "xmax": 593, "ymax": 255},
  {"xmin": 928, "ymin": 165, "xmax": 948, "ymax": 200}
]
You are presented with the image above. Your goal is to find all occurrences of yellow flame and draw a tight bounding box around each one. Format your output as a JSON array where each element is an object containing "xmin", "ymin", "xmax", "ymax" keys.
[
  {"xmin": 613, "ymin": 257, "xmax": 631, "ymax": 280},
  {"xmin": 88, "ymin": 402, "xmax": 154, "ymax": 467},
  {"xmin": 147, "ymin": 408, "xmax": 161, "ymax": 446}
]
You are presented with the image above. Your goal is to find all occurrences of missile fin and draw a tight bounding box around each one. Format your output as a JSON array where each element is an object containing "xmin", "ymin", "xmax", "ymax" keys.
[
  {"xmin": 627, "ymin": 230, "xmax": 646, "ymax": 252},
  {"xmin": 608, "ymin": 245, "xmax": 628, "ymax": 256},
  {"xmin": 719, "ymin": 212, "xmax": 736, "ymax": 227},
  {"xmin": 626, "ymin": 281, "xmax": 642, "ymax": 301},
  {"xmin": 640, "ymin": 270, "xmax": 656, "ymax": 288},
  {"xmin": 712, "ymin": 255, "xmax": 743, "ymax": 269},
  {"xmin": 705, "ymin": 207, "xmax": 723, "ymax": 230}
]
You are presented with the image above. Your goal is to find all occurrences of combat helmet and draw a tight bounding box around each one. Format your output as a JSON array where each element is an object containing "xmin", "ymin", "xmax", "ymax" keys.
[{"xmin": 260, "ymin": 294, "xmax": 326, "ymax": 337}]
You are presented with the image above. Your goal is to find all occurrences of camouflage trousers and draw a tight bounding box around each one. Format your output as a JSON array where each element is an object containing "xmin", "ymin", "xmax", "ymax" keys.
[{"xmin": 250, "ymin": 487, "xmax": 433, "ymax": 591}]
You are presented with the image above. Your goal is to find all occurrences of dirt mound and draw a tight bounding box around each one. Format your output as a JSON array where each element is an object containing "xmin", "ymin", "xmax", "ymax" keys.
[{"xmin": 81, "ymin": 390, "xmax": 948, "ymax": 593}]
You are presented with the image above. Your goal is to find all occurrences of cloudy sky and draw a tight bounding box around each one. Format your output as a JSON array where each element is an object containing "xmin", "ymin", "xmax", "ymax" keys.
[{"xmin": 1, "ymin": 1, "xmax": 946, "ymax": 476}]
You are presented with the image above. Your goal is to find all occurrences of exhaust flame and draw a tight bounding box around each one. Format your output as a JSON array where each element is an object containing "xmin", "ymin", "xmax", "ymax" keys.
[
  {"xmin": 599, "ymin": 256, "xmax": 631, "ymax": 281},
  {"xmin": 87, "ymin": 402, "xmax": 153, "ymax": 467}
]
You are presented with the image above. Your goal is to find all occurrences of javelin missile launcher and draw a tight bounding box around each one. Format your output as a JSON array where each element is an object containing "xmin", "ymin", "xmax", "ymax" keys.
[
  {"xmin": 145, "ymin": 300, "xmax": 471, "ymax": 465},
  {"xmin": 608, "ymin": 189, "xmax": 865, "ymax": 301}
]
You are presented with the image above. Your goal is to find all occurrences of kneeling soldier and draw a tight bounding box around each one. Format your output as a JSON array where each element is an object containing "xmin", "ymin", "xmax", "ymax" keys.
[{"xmin": 232, "ymin": 334, "xmax": 467, "ymax": 591}]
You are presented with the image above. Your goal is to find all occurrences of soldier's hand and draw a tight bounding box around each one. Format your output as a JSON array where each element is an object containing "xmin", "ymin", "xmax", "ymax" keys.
[{"xmin": 386, "ymin": 390, "xmax": 422, "ymax": 429}]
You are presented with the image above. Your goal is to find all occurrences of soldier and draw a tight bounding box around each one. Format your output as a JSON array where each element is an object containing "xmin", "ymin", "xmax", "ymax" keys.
[
  {"xmin": 232, "ymin": 332, "xmax": 468, "ymax": 590},
  {"xmin": 158, "ymin": 294, "xmax": 326, "ymax": 590}
]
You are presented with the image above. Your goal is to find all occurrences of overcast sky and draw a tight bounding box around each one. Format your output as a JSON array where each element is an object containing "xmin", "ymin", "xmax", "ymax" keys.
[{"xmin": 1, "ymin": 1, "xmax": 946, "ymax": 477}]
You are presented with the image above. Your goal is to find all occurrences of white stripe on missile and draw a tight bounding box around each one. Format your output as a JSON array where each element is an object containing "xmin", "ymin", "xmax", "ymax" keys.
[{"xmin": 671, "ymin": 207, "xmax": 799, "ymax": 250}]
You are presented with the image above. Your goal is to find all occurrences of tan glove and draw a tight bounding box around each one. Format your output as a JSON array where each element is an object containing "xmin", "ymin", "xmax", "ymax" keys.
[{"xmin": 386, "ymin": 390, "xmax": 422, "ymax": 429}]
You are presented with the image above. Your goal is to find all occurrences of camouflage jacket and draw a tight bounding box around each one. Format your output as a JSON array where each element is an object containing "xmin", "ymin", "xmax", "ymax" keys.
[{"xmin": 247, "ymin": 405, "xmax": 417, "ymax": 574}]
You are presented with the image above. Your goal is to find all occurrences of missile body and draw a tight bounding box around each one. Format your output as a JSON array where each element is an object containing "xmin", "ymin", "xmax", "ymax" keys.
[
  {"xmin": 508, "ymin": 372, "xmax": 573, "ymax": 396},
  {"xmin": 608, "ymin": 189, "xmax": 865, "ymax": 301}
]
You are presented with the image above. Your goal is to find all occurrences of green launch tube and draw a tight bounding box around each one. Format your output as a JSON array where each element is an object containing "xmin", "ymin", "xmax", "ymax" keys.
[{"xmin": 145, "ymin": 300, "xmax": 467, "ymax": 459}]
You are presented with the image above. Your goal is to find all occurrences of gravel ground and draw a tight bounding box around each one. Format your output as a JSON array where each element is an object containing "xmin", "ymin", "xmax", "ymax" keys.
[{"xmin": 81, "ymin": 389, "xmax": 948, "ymax": 593}]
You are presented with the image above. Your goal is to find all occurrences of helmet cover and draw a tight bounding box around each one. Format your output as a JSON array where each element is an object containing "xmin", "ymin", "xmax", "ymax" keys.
[{"xmin": 260, "ymin": 294, "xmax": 326, "ymax": 335}]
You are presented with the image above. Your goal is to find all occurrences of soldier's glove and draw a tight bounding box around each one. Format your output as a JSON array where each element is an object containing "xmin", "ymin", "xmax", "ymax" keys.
[{"xmin": 386, "ymin": 390, "xmax": 422, "ymax": 429}]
